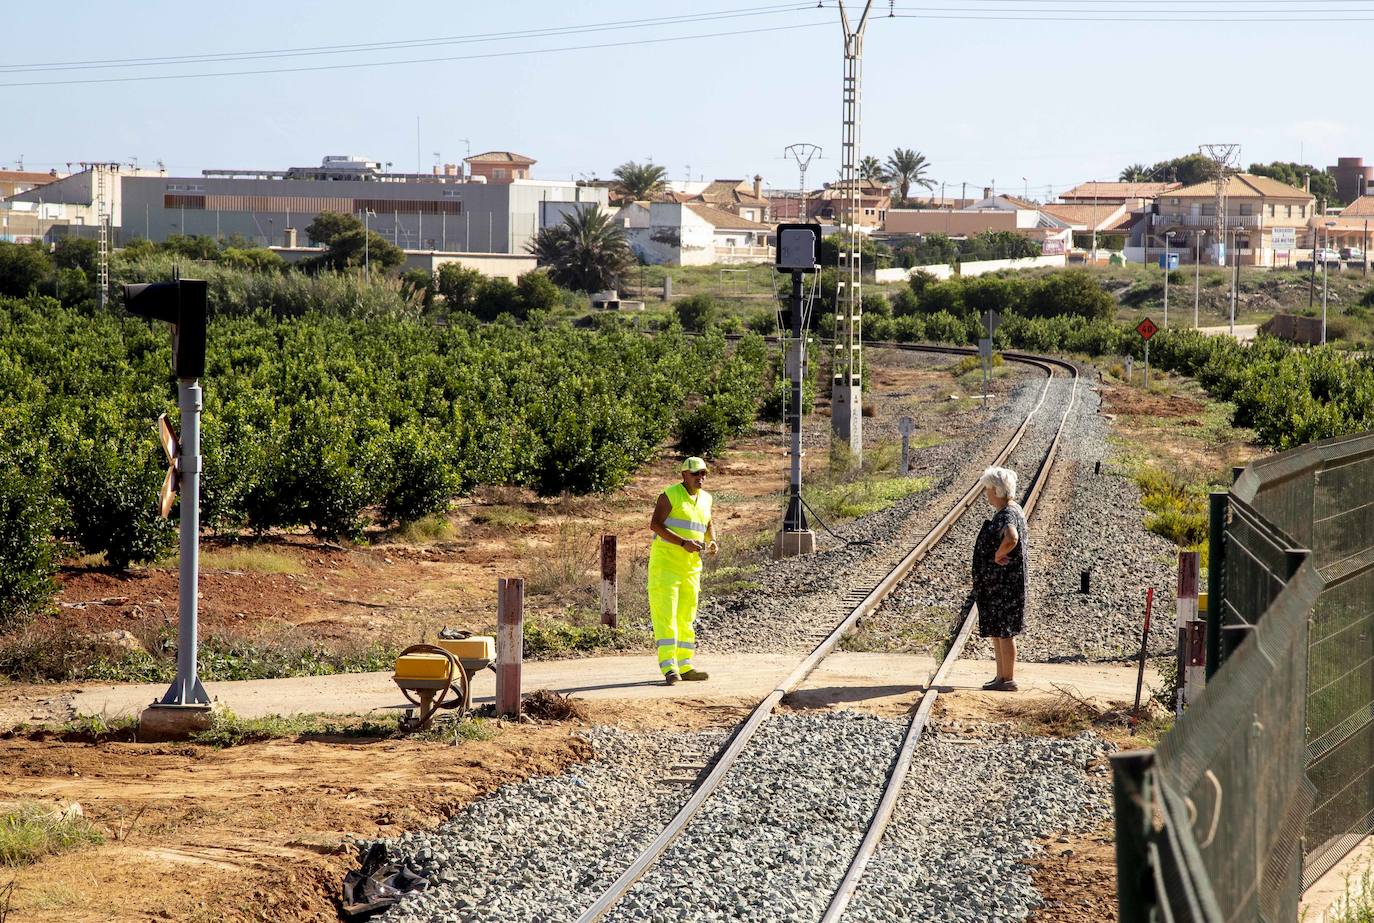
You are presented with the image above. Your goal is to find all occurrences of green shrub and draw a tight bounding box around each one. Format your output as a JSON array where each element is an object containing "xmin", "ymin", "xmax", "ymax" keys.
[
  {"xmin": 676, "ymin": 403, "xmax": 730, "ymax": 458},
  {"xmin": 0, "ymin": 467, "xmax": 59, "ymax": 628},
  {"xmin": 674, "ymin": 293, "xmax": 719, "ymax": 332},
  {"xmin": 375, "ymin": 426, "xmax": 456, "ymax": 525},
  {"xmin": 516, "ymin": 270, "xmax": 563, "ymax": 314},
  {"xmin": 56, "ymin": 424, "xmax": 176, "ymax": 571}
]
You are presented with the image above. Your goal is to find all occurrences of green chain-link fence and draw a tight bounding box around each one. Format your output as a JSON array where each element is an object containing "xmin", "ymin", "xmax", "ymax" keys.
[{"xmin": 1115, "ymin": 430, "xmax": 1374, "ymax": 921}]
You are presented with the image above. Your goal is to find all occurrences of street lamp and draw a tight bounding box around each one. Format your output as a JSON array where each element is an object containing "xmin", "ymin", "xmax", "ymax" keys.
[
  {"xmin": 1164, "ymin": 230, "xmax": 1176, "ymax": 327},
  {"xmin": 1323, "ymin": 219, "xmax": 1337, "ymax": 345}
]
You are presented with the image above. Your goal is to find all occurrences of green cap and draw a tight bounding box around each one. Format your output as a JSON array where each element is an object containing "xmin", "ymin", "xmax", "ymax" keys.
[{"xmin": 681, "ymin": 457, "xmax": 708, "ymax": 473}]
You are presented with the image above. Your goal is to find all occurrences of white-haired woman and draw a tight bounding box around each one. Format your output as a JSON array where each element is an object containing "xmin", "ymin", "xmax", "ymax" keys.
[{"xmin": 972, "ymin": 466, "xmax": 1030, "ymax": 691}]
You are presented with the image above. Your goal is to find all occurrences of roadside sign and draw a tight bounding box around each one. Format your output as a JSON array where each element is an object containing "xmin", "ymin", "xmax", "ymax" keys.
[
  {"xmin": 982, "ymin": 310, "xmax": 1000, "ymax": 336},
  {"xmin": 897, "ymin": 416, "xmax": 914, "ymax": 436},
  {"xmin": 157, "ymin": 413, "xmax": 179, "ymax": 519},
  {"xmin": 1136, "ymin": 317, "xmax": 1158, "ymax": 341},
  {"xmin": 978, "ymin": 337, "xmax": 994, "ymax": 359},
  {"xmin": 1272, "ymin": 227, "xmax": 1296, "ymax": 251}
]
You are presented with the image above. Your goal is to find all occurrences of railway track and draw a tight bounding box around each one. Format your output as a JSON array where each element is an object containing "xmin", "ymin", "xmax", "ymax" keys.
[{"xmin": 574, "ymin": 344, "xmax": 1080, "ymax": 923}]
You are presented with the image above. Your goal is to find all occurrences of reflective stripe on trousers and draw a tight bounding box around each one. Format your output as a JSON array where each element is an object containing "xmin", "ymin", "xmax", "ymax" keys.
[{"xmin": 647, "ymin": 564, "xmax": 699, "ymax": 675}]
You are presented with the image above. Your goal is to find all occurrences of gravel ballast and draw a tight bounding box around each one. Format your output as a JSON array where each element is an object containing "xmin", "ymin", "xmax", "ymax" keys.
[{"xmin": 841, "ymin": 727, "xmax": 1112, "ymax": 923}]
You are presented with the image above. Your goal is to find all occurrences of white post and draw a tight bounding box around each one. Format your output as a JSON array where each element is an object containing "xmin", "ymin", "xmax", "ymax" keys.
[
  {"xmin": 1194, "ymin": 234, "xmax": 1201, "ymax": 328},
  {"xmin": 1163, "ymin": 235, "xmax": 1170, "ymax": 328}
]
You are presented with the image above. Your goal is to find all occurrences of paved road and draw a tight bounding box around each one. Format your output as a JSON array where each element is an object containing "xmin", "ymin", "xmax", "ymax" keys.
[
  {"xmin": 69, "ymin": 652, "xmax": 1159, "ymax": 720},
  {"xmin": 1196, "ymin": 323, "xmax": 1259, "ymax": 343}
]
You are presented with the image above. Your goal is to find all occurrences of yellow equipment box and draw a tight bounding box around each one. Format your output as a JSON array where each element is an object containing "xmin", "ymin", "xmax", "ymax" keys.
[
  {"xmin": 393, "ymin": 652, "xmax": 454, "ymax": 683},
  {"xmin": 435, "ymin": 635, "xmax": 495, "ymax": 664}
]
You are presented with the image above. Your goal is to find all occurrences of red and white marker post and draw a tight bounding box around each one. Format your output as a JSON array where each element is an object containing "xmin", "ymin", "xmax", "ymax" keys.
[
  {"xmin": 1175, "ymin": 551, "xmax": 1203, "ymax": 714},
  {"xmin": 496, "ymin": 577, "xmax": 524, "ymax": 718},
  {"xmin": 600, "ymin": 534, "xmax": 618, "ymax": 628}
]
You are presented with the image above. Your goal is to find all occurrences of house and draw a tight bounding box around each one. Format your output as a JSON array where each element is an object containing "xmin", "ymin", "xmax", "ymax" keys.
[
  {"xmin": 1149, "ymin": 173, "xmax": 1315, "ymax": 266},
  {"xmin": 464, "ymin": 151, "xmax": 535, "ymax": 184},
  {"xmin": 1311, "ymin": 194, "xmax": 1374, "ymax": 257},
  {"xmin": 1058, "ymin": 181, "xmax": 1182, "ymax": 209},
  {"xmin": 1039, "ymin": 201, "xmax": 1133, "ymax": 257},
  {"xmin": 693, "ymin": 177, "xmax": 770, "ymax": 223},
  {"xmin": 0, "ymin": 169, "xmax": 61, "ymax": 199},
  {"xmin": 618, "ymin": 201, "xmax": 773, "ymax": 265},
  {"xmin": 807, "ymin": 180, "xmax": 891, "ymax": 230},
  {"xmin": 882, "ymin": 195, "xmax": 1074, "ymax": 253}
]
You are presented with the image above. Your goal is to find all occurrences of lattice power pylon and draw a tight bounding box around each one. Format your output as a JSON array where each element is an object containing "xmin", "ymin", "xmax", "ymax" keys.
[
  {"xmin": 94, "ymin": 163, "xmax": 112, "ymax": 310},
  {"xmin": 1199, "ymin": 144, "xmax": 1240, "ymax": 267},
  {"xmin": 832, "ymin": 0, "xmax": 875, "ymax": 461}
]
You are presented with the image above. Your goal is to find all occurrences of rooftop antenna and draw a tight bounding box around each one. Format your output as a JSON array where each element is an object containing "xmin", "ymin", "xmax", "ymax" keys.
[{"xmin": 832, "ymin": 0, "xmax": 876, "ymax": 462}]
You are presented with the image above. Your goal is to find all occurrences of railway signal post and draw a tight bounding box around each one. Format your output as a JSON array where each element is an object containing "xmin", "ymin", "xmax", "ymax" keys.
[
  {"xmin": 125, "ymin": 279, "xmax": 214, "ymax": 739},
  {"xmin": 775, "ymin": 223, "xmax": 821, "ymax": 559}
]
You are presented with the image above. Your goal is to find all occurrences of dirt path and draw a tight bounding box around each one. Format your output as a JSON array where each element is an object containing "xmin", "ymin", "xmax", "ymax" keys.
[{"xmin": 0, "ymin": 726, "xmax": 590, "ymax": 922}]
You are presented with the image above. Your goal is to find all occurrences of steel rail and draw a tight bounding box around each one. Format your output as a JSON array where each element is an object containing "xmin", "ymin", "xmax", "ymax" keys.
[
  {"xmin": 820, "ymin": 353, "xmax": 1079, "ymax": 922},
  {"xmin": 574, "ymin": 345, "xmax": 1074, "ymax": 923}
]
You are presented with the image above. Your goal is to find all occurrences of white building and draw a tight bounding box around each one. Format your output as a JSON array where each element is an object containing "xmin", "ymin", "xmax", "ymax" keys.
[{"xmin": 618, "ymin": 201, "xmax": 772, "ymax": 265}]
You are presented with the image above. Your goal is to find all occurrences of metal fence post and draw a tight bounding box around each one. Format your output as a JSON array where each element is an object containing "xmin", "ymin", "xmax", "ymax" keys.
[
  {"xmin": 1176, "ymin": 550, "xmax": 1201, "ymax": 712},
  {"xmin": 496, "ymin": 577, "xmax": 524, "ymax": 718},
  {"xmin": 1112, "ymin": 749, "xmax": 1156, "ymax": 923},
  {"xmin": 600, "ymin": 534, "xmax": 618, "ymax": 628},
  {"xmin": 1206, "ymin": 491, "xmax": 1227, "ymax": 680}
]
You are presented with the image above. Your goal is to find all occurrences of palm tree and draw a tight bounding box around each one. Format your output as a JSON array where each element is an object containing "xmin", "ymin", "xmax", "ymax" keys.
[
  {"xmin": 1119, "ymin": 164, "xmax": 1151, "ymax": 182},
  {"xmin": 528, "ymin": 206, "xmax": 634, "ymax": 293},
  {"xmin": 611, "ymin": 161, "xmax": 669, "ymax": 201},
  {"xmin": 859, "ymin": 155, "xmax": 886, "ymax": 184},
  {"xmin": 885, "ymin": 148, "xmax": 935, "ymax": 203}
]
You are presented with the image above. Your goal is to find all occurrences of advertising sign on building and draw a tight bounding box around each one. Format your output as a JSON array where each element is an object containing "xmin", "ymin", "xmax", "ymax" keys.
[
  {"xmin": 1271, "ymin": 227, "xmax": 1296, "ymax": 253},
  {"xmin": 1042, "ymin": 237, "xmax": 1066, "ymax": 256}
]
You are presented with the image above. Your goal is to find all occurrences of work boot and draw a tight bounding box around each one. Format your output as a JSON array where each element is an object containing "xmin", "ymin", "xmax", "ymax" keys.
[
  {"xmin": 680, "ymin": 669, "xmax": 709, "ymax": 681},
  {"xmin": 664, "ymin": 671, "xmax": 680, "ymax": 686}
]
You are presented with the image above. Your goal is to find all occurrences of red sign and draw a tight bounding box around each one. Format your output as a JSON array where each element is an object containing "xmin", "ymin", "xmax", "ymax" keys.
[{"xmin": 1137, "ymin": 317, "xmax": 1158, "ymax": 341}]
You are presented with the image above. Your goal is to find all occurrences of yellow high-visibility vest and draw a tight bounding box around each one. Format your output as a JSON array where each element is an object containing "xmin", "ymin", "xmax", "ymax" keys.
[{"xmin": 648, "ymin": 482, "xmax": 713, "ymax": 574}]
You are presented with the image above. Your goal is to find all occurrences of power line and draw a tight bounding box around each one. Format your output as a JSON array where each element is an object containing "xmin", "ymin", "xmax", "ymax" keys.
[
  {"xmin": 0, "ymin": 21, "xmax": 828, "ymax": 88},
  {"xmin": 0, "ymin": 2, "xmax": 817, "ymax": 74}
]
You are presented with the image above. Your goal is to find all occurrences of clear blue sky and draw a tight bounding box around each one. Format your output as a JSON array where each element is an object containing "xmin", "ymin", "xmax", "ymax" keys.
[{"xmin": 4, "ymin": 1, "xmax": 1371, "ymax": 197}]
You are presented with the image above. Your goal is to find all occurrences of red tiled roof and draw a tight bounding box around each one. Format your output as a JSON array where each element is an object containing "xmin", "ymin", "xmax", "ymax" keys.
[
  {"xmin": 464, "ymin": 151, "xmax": 536, "ymax": 165},
  {"xmin": 684, "ymin": 202, "xmax": 771, "ymax": 231}
]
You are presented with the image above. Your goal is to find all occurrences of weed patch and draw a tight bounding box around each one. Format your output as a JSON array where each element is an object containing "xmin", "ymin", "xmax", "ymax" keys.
[
  {"xmin": 0, "ymin": 803, "xmax": 102, "ymax": 867},
  {"xmin": 809, "ymin": 476, "xmax": 932, "ymax": 523},
  {"xmin": 392, "ymin": 514, "xmax": 456, "ymax": 544},
  {"xmin": 520, "ymin": 613, "xmax": 650, "ymax": 659},
  {"xmin": 190, "ymin": 710, "xmax": 399, "ymax": 748}
]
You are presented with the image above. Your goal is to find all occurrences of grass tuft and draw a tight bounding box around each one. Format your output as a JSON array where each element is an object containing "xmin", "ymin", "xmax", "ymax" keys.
[
  {"xmin": 393, "ymin": 514, "xmax": 456, "ymax": 544},
  {"xmin": 199, "ymin": 546, "xmax": 305, "ymax": 575},
  {"xmin": 808, "ymin": 476, "xmax": 932, "ymax": 522},
  {"xmin": 0, "ymin": 803, "xmax": 103, "ymax": 867}
]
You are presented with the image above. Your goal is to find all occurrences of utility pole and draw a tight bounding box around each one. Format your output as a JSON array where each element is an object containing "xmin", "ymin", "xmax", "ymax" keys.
[
  {"xmin": 1200, "ymin": 144, "xmax": 1240, "ymax": 266},
  {"xmin": 1163, "ymin": 231, "xmax": 1174, "ymax": 327},
  {"xmin": 784, "ymin": 143, "xmax": 822, "ymax": 225},
  {"xmin": 832, "ymin": 0, "xmax": 875, "ymax": 462}
]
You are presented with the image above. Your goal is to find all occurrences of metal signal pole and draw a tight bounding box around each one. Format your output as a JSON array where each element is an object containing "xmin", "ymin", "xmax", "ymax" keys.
[
  {"xmin": 831, "ymin": 0, "xmax": 875, "ymax": 463},
  {"xmin": 1200, "ymin": 144, "xmax": 1240, "ymax": 267}
]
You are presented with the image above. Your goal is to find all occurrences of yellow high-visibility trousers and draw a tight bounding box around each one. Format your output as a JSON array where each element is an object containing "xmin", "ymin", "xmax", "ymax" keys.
[{"xmin": 648, "ymin": 564, "xmax": 699, "ymax": 675}]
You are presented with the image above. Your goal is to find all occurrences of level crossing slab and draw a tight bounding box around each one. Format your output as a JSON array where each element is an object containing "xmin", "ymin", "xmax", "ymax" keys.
[{"xmin": 67, "ymin": 653, "xmax": 1159, "ymax": 722}]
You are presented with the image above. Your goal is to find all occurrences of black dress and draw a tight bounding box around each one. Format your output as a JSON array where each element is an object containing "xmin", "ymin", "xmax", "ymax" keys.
[{"xmin": 972, "ymin": 503, "xmax": 1029, "ymax": 638}]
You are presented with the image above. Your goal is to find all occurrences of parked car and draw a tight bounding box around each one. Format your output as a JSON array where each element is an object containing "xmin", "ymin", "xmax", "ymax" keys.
[
  {"xmin": 1296, "ymin": 249, "xmax": 1344, "ymax": 271},
  {"xmin": 1340, "ymin": 247, "xmax": 1364, "ymax": 262}
]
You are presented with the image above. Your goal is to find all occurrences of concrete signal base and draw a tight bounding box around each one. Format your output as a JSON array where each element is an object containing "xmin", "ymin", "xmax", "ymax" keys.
[
  {"xmin": 775, "ymin": 529, "xmax": 817, "ymax": 559},
  {"xmin": 139, "ymin": 703, "xmax": 215, "ymax": 742}
]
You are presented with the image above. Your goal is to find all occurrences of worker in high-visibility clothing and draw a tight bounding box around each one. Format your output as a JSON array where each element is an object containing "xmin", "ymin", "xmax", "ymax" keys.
[{"xmin": 647, "ymin": 456, "xmax": 717, "ymax": 685}]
